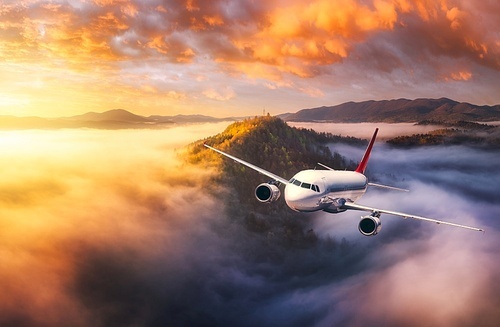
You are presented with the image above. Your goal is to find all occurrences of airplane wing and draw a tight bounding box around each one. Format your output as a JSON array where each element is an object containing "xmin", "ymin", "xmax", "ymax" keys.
[
  {"xmin": 342, "ymin": 201, "xmax": 484, "ymax": 232},
  {"xmin": 204, "ymin": 144, "xmax": 290, "ymax": 185},
  {"xmin": 368, "ymin": 182, "xmax": 409, "ymax": 192}
]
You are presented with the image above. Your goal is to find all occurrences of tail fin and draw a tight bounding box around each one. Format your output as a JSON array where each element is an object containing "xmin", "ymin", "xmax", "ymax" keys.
[{"xmin": 355, "ymin": 128, "xmax": 378, "ymax": 174}]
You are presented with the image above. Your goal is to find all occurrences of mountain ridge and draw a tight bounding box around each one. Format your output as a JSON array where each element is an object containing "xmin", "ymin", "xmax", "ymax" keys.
[
  {"xmin": 0, "ymin": 110, "xmax": 240, "ymax": 130},
  {"xmin": 1, "ymin": 98, "xmax": 499, "ymax": 130},
  {"xmin": 67, "ymin": 109, "xmax": 151, "ymax": 123},
  {"xmin": 285, "ymin": 98, "xmax": 500, "ymax": 123}
]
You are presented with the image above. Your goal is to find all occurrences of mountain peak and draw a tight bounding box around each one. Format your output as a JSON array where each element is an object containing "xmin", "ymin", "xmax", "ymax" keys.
[
  {"xmin": 186, "ymin": 115, "xmax": 361, "ymax": 176},
  {"xmin": 69, "ymin": 109, "xmax": 151, "ymax": 122}
]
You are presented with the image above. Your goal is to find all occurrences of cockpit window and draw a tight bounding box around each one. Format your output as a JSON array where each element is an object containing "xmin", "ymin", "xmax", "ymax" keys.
[{"xmin": 290, "ymin": 179, "xmax": 320, "ymax": 192}]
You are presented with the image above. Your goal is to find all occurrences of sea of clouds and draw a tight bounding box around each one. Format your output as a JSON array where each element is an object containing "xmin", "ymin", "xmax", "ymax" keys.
[{"xmin": 0, "ymin": 123, "xmax": 497, "ymax": 327}]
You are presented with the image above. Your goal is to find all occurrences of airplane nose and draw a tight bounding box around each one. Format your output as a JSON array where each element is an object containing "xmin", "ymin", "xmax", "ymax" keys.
[{"xmin": 284, "ymin": 185, "xmax": 301, "ymax": 211}]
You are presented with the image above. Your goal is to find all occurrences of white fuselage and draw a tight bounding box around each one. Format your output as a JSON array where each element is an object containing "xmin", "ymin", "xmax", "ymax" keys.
[{"xmin": 285, "ymin": 170, "xmax": 367, "ymax": 213}]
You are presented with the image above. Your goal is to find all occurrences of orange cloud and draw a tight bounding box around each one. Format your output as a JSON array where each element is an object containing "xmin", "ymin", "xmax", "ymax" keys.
[
  {"xmin": 445, "ymin": 70, "xmax": 472, "ymax": 81},
  {"xmin": 203, "ymin": 86, "xmax": 236, "ymax": 101},
  {"xmin": 1, "ymin": 0, "xmax": 497, "ymax": 75},
  {"xmin": 0, "ymin": 0, "xmax": 498, "ymax": 116},
  {"xmin": 446, "ymin": 6, "xmax": 465, "ymax": 30},
  {"xmin": 215, "ymin": 0, "xmax": 499, "ymax": 80},
  {"xmin": 226, "ymin": 0, "xmax": 404, "ymax": 78}
]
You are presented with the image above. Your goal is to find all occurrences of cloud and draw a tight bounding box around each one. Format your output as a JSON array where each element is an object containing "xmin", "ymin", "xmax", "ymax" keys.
[
  {"xmin": 0, "ymin": 125, "xmax": 228, "ymax": 326},
  {"xmin": 312, "ymin": 140, "xmax": 500, "ymax": 327},
  {"xmin": 0, "ymin": 123, "xmax": 498, "ymax": 326},
  {"xmin": 203, "ymin": 86, "xmax": 236, "ymax": 101},
  {"xmin": 0, "ymin": 0, "xmax": 498, "ymax": 118},
  {"xmin": 2, "ymin": 1, "xmax": 497, "ymax": 75}
]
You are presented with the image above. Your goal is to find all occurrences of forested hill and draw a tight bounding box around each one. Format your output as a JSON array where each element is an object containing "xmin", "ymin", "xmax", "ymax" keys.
[
  {"xmin": 184, "ymin": 115, "xmax": 361, "ymax": 246},
  {"xmin": 285, "ymin": 98, "xmax": 500, "ymax": 123},
  {"xmin": 186, "ymin": 115, "xmax": 361, "ymax": 179}
]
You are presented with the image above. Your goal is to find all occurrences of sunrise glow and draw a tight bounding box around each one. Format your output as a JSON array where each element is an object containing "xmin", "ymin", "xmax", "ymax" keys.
[{"xmin": 0, "ymin": 0, "xmax": 498, "ymax": 118}]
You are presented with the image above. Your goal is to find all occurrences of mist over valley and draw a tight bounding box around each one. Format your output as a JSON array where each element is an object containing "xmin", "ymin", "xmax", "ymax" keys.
[{"xmin": 0, "ymin": 119, "xmax": 498, "ymax": 327}]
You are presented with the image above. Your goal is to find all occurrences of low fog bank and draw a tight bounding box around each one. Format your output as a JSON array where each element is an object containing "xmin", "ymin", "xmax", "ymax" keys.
[
  {"xmin": 288, "ymin": 122, "xmax": 443, "ymax": 139},
  {"xmin": 0, "ymin": 125, "xmax": 231, "ymax": 327},
  {"xmin": 0, "ymin": 124, "xmax": 498, "ymax": 327},
  {"xmin": 313, "ymin": 141, "xmax": 500, "ymax": 326}
]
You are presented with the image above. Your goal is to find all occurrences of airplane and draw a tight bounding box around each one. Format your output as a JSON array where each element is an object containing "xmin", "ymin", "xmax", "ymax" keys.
[{"xmin": 204, "ymin": 128, "xmax": 484, "ymax": 236}]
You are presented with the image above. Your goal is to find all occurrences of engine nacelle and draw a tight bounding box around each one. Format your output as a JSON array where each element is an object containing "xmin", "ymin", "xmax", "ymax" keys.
[
  {"xmin": 358, "ymin": 215, "xmax": 382, "ymax": 236},
  {"xmin": 255, "ymin": 183, "xmax": 281, "ymax": 203}
]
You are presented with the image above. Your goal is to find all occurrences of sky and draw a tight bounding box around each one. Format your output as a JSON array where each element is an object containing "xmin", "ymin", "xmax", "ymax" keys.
[
  {"xmin": 0, "ymin": 0, "xmax": 499, "ymax": 118},
  {"xmin": 0, "ymin": 124, "xmax": 498, "ymax": 326}
]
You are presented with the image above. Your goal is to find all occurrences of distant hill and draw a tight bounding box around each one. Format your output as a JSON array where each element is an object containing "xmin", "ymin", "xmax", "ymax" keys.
[
  {"xmin": 68, "ymin": 109, "xmax": 151, "ymax": 123},
  {"xmin": 285, "ymin": 98, "xmax": 500, "ymax": 123},
  {"xmin": 0, "ymin": 110, "xmax": 239, "ymax": 130},
  {"xmin": 386, "ymin": 121, "xmax": 500, "ymax": 148},
  {"xmin": 68, "ymin": 110, "xmax": 239, "ymax": 124}
]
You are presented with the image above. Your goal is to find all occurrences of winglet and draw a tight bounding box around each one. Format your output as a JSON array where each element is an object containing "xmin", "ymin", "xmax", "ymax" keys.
[{"xmin": 355, "ymin": 128, "xmax": 378, "ymax": 174}]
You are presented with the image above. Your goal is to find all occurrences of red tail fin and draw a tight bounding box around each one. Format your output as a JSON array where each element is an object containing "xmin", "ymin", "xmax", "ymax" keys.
[{"xmin": 355, "ymin": 128, "xmax": 378, "ymax": 174}]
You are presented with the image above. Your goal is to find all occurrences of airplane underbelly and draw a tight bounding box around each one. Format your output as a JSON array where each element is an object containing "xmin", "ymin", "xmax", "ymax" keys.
[
  {"xmin": 288, "ymin": 196, "xmax": 324, "ymax": 212},
  {"xmin": 322, "ymin": 188, "xmax": 366, "ymax": 213}
]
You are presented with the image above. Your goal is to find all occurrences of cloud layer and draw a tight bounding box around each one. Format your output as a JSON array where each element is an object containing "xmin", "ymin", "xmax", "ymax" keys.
[
  {"xmin": 0, "ymin": 0, "xmax": 498, "ymax": 117},
  {"xmin": 2, "ymin": 1, "xmax": 497, "ymax": 72},
  {"xmin": 0, "ymin": 123, "xmax": 498, "ymax": 326}
]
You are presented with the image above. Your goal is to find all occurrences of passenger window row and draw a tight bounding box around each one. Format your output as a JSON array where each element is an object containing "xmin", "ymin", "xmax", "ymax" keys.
[{"xmin": 289, "ymin": 178, "xmax": 320, "ymax": 193}]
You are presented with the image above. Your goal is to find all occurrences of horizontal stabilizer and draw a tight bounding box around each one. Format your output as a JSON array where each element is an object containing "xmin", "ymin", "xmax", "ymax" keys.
[{"xmin": 317, "ymin": 162, "xmax": 334, "ymax": 170}]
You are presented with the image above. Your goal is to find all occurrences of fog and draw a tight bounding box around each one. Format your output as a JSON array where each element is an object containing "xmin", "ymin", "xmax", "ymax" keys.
[
  {"xmin": 288, "ymin": 122, "xmax": 443, "ymax": 139},
  {"xmin": 314, "ymin": 141, "xmax": 499, "ymax": 326},
  {"xmin": 0, "ymin": 123, "xmax": 498, "ymax": 327},
  {"xmin": 0, "ymin": 124, "xmax": 231, "ymax": 327}
]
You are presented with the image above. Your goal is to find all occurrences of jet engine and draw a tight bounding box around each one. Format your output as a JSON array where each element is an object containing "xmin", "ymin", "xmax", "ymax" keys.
[
  {"xmin": 255, "ymin": 183, "xmax": 281, "ymax": 203},
  {"xmin": 358, "ymin": 215, "xmax": 382, "ymax": 236}
]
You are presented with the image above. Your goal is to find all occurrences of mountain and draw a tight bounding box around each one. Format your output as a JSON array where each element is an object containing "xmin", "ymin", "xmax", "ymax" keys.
[
  {"xmin": 186, "ymin": 115, "xmax": 359, "ymax": 175},
  {"xmin": 68, "ymin": 109, "xmax": 152, "ymax": 123},
  {"xmin": 68, "ymin": 110, "xmax": 240, "ymax": 124},
  {"xmin": 0, "ymin": 110, "xmax": 239, "ymax": 130},
  {"xmin": 185, "ymin": 115, "xmax": 357, "ymax": 243},
  {"xmin": 2, "ymin": 98, "xmax": 499, "ymax": 131},
  {"xmin": 285, "ymin": 98, "xmax": 500, "ymax": 123}
]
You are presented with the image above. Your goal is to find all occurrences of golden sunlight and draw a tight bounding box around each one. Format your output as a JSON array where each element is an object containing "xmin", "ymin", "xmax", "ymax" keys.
[{"xmin": 0, "ymin": 124, "xmax": 230, "ymax": 325}]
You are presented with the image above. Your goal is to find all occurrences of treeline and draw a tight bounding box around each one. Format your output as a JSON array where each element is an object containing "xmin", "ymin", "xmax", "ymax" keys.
[
  {"xmin": 186, "ymin": 115, "xmax": 358, "ymax": 175},
  {"xmin": 416, "ymin": 120, "xmax": 496, "ymax": 131},
  {"xmin": 387, "ymin": 126, "xmax": 500, "ymax": 148}
]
